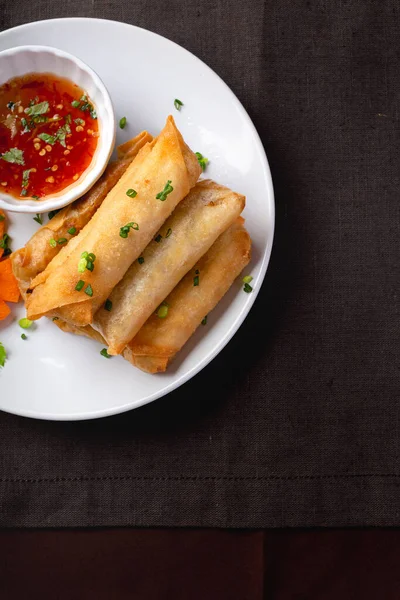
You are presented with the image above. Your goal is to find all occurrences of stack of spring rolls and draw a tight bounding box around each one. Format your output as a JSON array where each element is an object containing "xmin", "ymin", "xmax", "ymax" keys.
[{"xmin": 11, "ymin": 116, "xmax": 251, "ymax": 373}]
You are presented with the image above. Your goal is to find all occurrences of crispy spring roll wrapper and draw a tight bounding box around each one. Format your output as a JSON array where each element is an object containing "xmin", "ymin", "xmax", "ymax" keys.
[
  {"xmin": 93, "ymin": 180, "xmax": 245, "ymax": 355},
  {"xmin": 53, "ymin": 220, "xmax": 251, "ymax": 374},
  {"xmin": 26, "ymin": 116, "xmax": 201, "ymax": 325},
  {"xmin": 124, "ymin": 220, "xmax": 251, "ymax": 372},
  {"xmin": 11, "ymin": 132, "xmax": 153, "ymax": 298}
]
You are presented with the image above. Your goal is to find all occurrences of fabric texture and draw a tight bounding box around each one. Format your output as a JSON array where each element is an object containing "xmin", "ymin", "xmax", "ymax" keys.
[{"xmin": 0, "ymin": 0, "xmax": 399, "ymax": 527}]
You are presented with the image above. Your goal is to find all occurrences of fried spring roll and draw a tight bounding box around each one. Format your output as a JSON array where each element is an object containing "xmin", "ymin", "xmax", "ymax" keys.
[
  {"xmin": 53, "ymin": 220, "xmax": 251, "ymax": 373},
  {"xmin": 26, "ymin": 116, "xmax": 201, "ymax": 325},
  {"xmin": 93, "ymin": 180, "xmax": 245, "ymax": 355},
  {"xmin": 124, "ymin": 220, "xmax": 251, "ymax": 372},
  {"xmin": 11, "ymin": 131, "xmax": 152, "ymax": 298}
]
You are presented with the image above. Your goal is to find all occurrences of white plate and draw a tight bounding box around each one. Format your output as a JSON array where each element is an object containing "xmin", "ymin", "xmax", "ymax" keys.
[{"xmin": 0, "ymin": 18, "xmax": 274, "ymax": 421}]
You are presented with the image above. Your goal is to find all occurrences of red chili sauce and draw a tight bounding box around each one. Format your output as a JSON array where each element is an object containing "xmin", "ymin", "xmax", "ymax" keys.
[{"xmin": 0, "ymin": 73, "xmax": 99, "ymax": 200}]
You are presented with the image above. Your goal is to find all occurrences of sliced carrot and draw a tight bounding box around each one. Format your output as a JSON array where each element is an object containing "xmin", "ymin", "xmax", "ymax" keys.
[
  {"xmin": 0, "ymin": 210, "xmax": 5, "ymax": 260},
  {"xmin": 0, "ymin": 258, "xmax": 20, "ymax": 303},
  {"xmin": 0, "ymin": 298, "xmax": 11, "ymax": 320}
]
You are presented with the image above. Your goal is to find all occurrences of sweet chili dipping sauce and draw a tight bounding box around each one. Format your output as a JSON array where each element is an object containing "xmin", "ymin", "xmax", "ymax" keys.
[{"xmin": 0, "ymin": 73, "xmax": 99, "ymax": 200}]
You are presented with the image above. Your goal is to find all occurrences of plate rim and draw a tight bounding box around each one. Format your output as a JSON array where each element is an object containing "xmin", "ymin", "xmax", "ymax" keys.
[{"xmin": 0, "ymin": 17, "xmax": 275, "ymax": 421}]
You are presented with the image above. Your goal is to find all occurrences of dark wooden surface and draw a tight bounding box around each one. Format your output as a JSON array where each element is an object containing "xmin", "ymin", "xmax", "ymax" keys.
[{"xmin": 0, "ymin": 529, "xmax": 399, "ymax": 599}]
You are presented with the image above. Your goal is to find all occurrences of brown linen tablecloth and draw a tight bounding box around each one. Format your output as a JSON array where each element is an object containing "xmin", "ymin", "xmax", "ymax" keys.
[{"xmin": 0, "ymin": 0, "xmax": 399, "ymax": 528}]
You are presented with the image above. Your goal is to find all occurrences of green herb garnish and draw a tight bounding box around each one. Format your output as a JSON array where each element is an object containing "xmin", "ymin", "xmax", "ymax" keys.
[
  {"xmin": 38, "ymin": 132, "xmax": 57, "ymax": 145},
  {"xmin": 0, "ymin": 343, "xmax": 6, "ymax": 368},
  {"xmin": 84, "ymin": 284, "xmax": 93, "ymax": 297},
  {"xmin": 71, "ymin": 100, "xmax": 80, "ymax": 108},
  {"xmin": 78, "ymin": 257, "xmax": 87, "ymax": 273},
  {"xmin": 243, "ymin": 275, "xmax": 253, "ymax": 284},
  {"xmin": 55, "ymin": 124, "xmax": 71, "ymax": 148},
  {"xmin": 7, "ymin": 101, "xmax": 15, "ymax": 111},
  {"xmin": 31, "ymin": 195, "xmax": 40, "ymax": 200},
  {"xmin": 157, "ymin": 303, "xmax": 169, "ymax": 318},
  {"xmin": 243, "ymin": 283, "xmax": 253, "ymax": 293},
  {"xmin": 193, "ymin": 274, "xmax": 199, "ymax": 286},
  {"xmin": 48, "ymin": 209, "xmax": 60, "ymax": 220},
  {"xmin": 104, "ymin": 299, "xmax": 112, "ymax": 312},
  {"xmin": 100, "ymin": 348, "xmax": 111, "ymax": 358},
  {"xmin": 49, "ymin": 239, "xmax": 57, "ymax": 248},
  {"xmin": 57, "ymin": 238, "xmax": 67, "ymax": 245},
  {"xmin": 21, "ymin": 333, "xmax": 27, "ymax": 340},
  {"xmin": 68, "ymin": 227, "xmax": 76, "ymax": 235},
  {"xmin": 126, "ymin": 188, "xmax": 137, "ymax": 198},
  {"xmin": 65, "ymin": 114, "xmax": 72, "ymax": 125},
  {"xmin": 138, "ymin": 257, "xmax": 144, "ymax": 264},
  {"xmin": 1, "ymin": 147, "xmax": 24, "ymax": 165},
  {"xmin": 74, "ymin": 118, "xmax": 85, "ymax": 126},
  {"xmin": 201, "ymin": 316, "xmax": 208, "ymax": 326},
  {"xmin": 75, "ymin": 280, "xmax": 85, "ymax": 291},
  {"xmin": 195, "ymin": 152, "xmax": 209, "ymax": 172},
  {"xmin": 33, "ymin": 214, "xmax": 42, "ymax": 225},
  {"xmin": 19, "ymin": 318, "xmax": 33, "ymax": 329},
  {"xmin": 156, "ymin": 180, "xmax": 173, "ymax": 201},
  {"xmin": 119, "ymin": 222, "xmax": 139, "ymax": 238},
  {"xmin": 166, "ymin": 228, "xmax": 172, "ymax": 238},
  {"xmin": 52, "ymin": 317, "xmax": 59, "ymax": 321},
  {"xmin": 174, "ymin": 99, "xmax": 183, "ymax": 111},
  {"xmin": 119, "ymin": 117, "xmax": 127, "ymax": 129},
  {"xmin": 20, "ymin": 189, "xmax": 27, "ymax": 197},
  {"xmin": 21, "ymin": 168, "xmax": 32, "ymax": 195},
  {"xmin": 21, "ymin": 118, "xmax": 31, "ymax": 133},
  {"xmin": 154, "ymin": 234, "xmax": 162, "ymax": 243},
  {"xmin": 24, "ymin": 101, "xmax": 49, "ymax": 117},
  {"xmin": 0, "ymin": 215, "xmax": 5, "ymax": 221}
]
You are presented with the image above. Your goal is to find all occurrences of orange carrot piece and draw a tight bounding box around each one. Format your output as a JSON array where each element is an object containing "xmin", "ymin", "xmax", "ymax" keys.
[
  {"xmin": 0, "ymin": 210, "xmax": 5, "ymax": 260},
  {"xmin": 0, "ymin": 298, "xmax": 11, "ymax": 320},
  {"xmin": 0, "ymin": 258, "xmax": 20, "ymax": 303}
]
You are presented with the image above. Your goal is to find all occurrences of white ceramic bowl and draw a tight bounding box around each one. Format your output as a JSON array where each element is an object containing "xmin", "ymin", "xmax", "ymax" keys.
[{"xmin": 0, "ymin": 45, "xmax": 116, "ymax": 213}]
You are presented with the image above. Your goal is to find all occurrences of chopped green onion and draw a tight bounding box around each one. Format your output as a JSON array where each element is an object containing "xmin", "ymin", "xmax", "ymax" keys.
[
  {"xmin": 104, "ymin": 299, "xmax": 112, "ymax": 312},
  {"xmin": 90, "ymin": 108, "xmax": 97, "ymax": 120},
  {"xmin": 81, "ymin": 251, "xmax": 89, "ymax": 259},
  {"xmin": 87, "ymin": 253, "xmax": 96, "ymax": 262},
  {"xmin": 193, "ymin": 275, "xmax": 199, "ymax": 286},
  {"xmin": 33, "ymin": 214, "xmax": 42, "ymax": 225},
  {"xmin": 0, "ymin": 343, "xmax": 6, "ymax": 368},
  {"xmin": 19, "ymin": 317, "xmax": 33, "ymax": 329},
  {"xmin": 201, "ymin": 316, "xmax": 208, "ymax": 326},
  {"xmin": 74, "ymin": 118, "xmax": 85, "ymax": 126},
  {"xmin": 52, "ymin": 317, "xmax": 59, "ymax": 321},
  {"xmin": 0, "ymin": 215, "xmax": 5, "ymax": 221},
  {"xmin": 166, "ymin": 228, "xmax": 172, "ymax": 238},
  {"xmin": 20, "ymin": 189, "xmax": 27, "ymax": 197},
  {"xmin": 31, "ymin": 195, "xmax": 40, "ymax": 201},
  {"xmin": 86, "ymin": 260, "xmax": 94, "ymax": 271},
  {"xmin": 71, "ymin": 100, "xmax": 80, "ymax": 108},
  {"xmin": 78, "ymin": 258, "xmax": 87, "ymax": 273},
  {"xmin": 75, "ymin": 280, "xmax": 85, "ymax": 291},
  {"xmin": 243, "ymin": 283, "xmax": 253, "ymax": 293},
  {"xmin": 119, "ymin": 222, "xmax": 139, "ymax": 238},
  {"xmin": 138, "ymin": 256, "xmax": 144, "ymax": 264},
  {"xmin": 57, "ymin": 238, "xmax": 67, "ymax": 244},
  {"xmin": 157, "ymin": 303, "xmax": 169, "ymax": 318},
  {"xmin": 156, "ymin": 180, "xmax": 173, "ymax": 201},
  {"xmin": 48, "ymin": 209, "xmax": 60, "ymax": 220},
  {"xmin": 119, "ymin": 116, "xmax": 127, "ymax": 129},
  {"xmin": 243, "ymin": 275, "xmax": 253, "ymax": 284},
  {"xmin": 174, "ymin": 98, "xmax": 183, "ymax": 111},
  {"xmin": 49, "ymin": 239, "xmax": 57, "ymax": 248},
  {"xmin": 84, "ymin": 284, "xmax": 93, "ymax": 297},
  {"xmin": 195, "ymin": 152, "xmax": 209, "ymax": 172},
  {"xmin": 100, "ymin": 348, "xmax": 111, "ymax": 358},
  {"xmin": 126, "ymin": 188, "xmax": 137, "ymax": 198},
  {"xmin": 154, "ymin": 234, "xmax": 162, "ymax": 243},
  {"xmin": 21, "ymin": 333, "xmax": 27, "ymax": 340},
  {"xmin": 80, "ymin": 95, "xmax": 88, "ymax": 102},
  {"xmin": 68, "ymin": 227, "xmax": 77, "ymax": 235}
]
